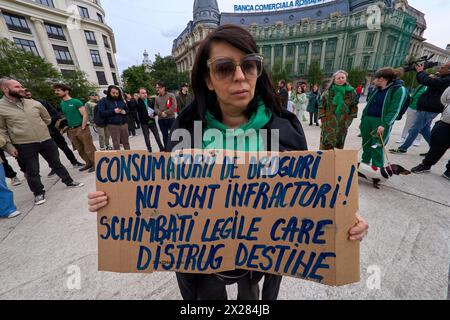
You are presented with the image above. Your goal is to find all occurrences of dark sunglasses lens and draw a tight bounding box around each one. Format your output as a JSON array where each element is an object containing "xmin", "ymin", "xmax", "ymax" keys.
[
  {"xmin": 241, "ymin": 57, "xmax": 262, "ymax": 78},
  {"xmin": 212, "ymin": 59, "xmax": 236, "ymax": 80}
]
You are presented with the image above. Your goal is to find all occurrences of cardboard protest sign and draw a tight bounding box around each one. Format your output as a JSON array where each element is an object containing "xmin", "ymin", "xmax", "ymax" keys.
[{"xmin": 96, "ymin": 150, "xmax": 360, "ymax": 287}]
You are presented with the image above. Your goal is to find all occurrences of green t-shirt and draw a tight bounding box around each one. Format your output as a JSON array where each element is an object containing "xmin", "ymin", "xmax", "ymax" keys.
[
  {"xmin": 410, "ymin": 85, "xmax": 428, "ymax": 111},
  {"xmin": 60, "ymin": 98, "xmax": 84, "ymax": 128}
]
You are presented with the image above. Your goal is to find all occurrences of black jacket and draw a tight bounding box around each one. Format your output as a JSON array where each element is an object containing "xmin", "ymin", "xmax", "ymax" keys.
[
  {"xmin": 98, "ymin": 97, "xmax": 129, "ymax": 125},
  {"xmin": 127, "ymin": 99, "xmax": 138, "ymax": 114},
  {"xmin": 278, "ymin": 88, "xmax": 289, "ymax": 109},
  {"xmin": 92, "ymin": 103, "xmax": 107, "ymax": 127},
  {"xmin": 136, "ymin": 98, "xmax": 157, "ymax": 125},
  {"xmin": 416, "ymin": 72, "xmax": 450, "ymax": 113},
  {"xmin": 167, "ymin": 102, "xmax": 308, "ymax": 152},
  {"xmin": 37, "ymin": 99, "xmax": 60, "ymax": 134},
  {"xmin": 176, "ymin": 93, "xmax": 194, "ymax": 113}
]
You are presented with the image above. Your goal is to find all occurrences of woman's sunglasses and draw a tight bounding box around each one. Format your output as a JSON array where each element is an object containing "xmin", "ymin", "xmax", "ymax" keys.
[{"xmin": 207, "ymin": 54, "xmax": 264, "ymax": 81}]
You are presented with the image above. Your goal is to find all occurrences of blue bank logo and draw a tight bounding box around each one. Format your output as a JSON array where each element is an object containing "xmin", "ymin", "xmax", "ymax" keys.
[{"xmin": 233, "ymin": 0, "xmax": 331, "ymax": 13}]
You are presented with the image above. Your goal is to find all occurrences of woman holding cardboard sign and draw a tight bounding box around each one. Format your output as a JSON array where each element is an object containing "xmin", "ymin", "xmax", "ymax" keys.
[{"xmin": 88, "ymin": 25, "xmax": 369, "ymax": 300}]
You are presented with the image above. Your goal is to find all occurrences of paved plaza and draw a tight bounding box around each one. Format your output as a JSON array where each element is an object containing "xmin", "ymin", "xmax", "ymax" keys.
[{"xmin": 1, "ymin": 104, "xmax": 449, "ymax": 300}]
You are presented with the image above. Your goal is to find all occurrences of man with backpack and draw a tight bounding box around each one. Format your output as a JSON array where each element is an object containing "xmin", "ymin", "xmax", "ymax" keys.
[
  {"xmin": 360, "ymin": 68, "xmax": 409, "ymax": 169},
  {"xmin": 390, "ymin": 62, "xmax": 450, "ymax": 154}
]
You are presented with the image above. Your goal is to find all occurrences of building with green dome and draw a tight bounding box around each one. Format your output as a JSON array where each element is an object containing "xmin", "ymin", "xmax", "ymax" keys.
[{"xmin": 173, "ymin": 0, "xmax": 449, "ymax": 79}]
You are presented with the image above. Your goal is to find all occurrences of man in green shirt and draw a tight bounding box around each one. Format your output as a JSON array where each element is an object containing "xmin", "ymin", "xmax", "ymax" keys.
[{"xmin": 54, "ymin": 84, "xmax": 96, "ymax": 173}]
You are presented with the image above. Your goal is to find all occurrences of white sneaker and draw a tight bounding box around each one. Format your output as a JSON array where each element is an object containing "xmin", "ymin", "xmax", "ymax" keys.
[
  {"xmin": 10, "ymin": 177, "xmax": 22, "ymax": 186},
  {"xmin": 413, "ymin": 141, "xmax": 421, "ymax": 147},
  {"xmin": 7, "ymin": 211, "xmax": 22, "ymax": 219},
  {"xmin": 67, "ymin": 182, "xmax": 85, "ymax": 188},
  {"xmin": 396, "ymin": 138, "xmax": 405, "ymax": 144},
  {"xmin": 35, "ymin": 195, "xmax": 46, "ymax": 206}
]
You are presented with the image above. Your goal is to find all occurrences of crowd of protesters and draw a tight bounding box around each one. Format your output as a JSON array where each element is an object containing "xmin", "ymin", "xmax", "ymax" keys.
[
  {"xmin": 276, "ymin": 60, "xmax": 450, "ymax": 181},
  {"xmin": 0, "ymin": 77, "xmax": 189, "ymax": 215},
  {"xmin": 1, "ymin": 49, "xmax": 449, "ymax": 223},
  {"xmin": 2, "ymin": 23, "xmax": 447, "ymax": 303}
]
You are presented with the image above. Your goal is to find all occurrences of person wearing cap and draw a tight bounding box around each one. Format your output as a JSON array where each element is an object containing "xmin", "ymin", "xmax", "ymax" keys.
[
  {"xmin": 176, "ymin": 83, "xmax": 193, "ymax": 114},
  {"xmin": 85, "ymin": 92, "xmax": 112, "ymax": 151}
]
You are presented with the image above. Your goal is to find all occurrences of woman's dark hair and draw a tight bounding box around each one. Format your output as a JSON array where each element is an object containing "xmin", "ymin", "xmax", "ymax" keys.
[
  {"xmin": 375, "ymin": 67, "xmax": 397, "ymax": 84},
  {"xmin": 191, "ymin": 24, "xmax": 281, "ymax": 122},
  {"xmin": 296, "ymin": 85, "xmax": 306, "ymax": 94},
  {"xmin": 106, "ymin": 85, "xmax": 123, "ymax": 100}
]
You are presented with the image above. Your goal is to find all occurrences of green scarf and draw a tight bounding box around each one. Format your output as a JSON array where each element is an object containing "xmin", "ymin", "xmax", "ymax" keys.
[
  {"xmin": 203, "ymin": 100, "xmax": 272, "ymax": 151},
  {"xmin": 331, "ymin": 84, "xmax": 355, "ymax": 117}
]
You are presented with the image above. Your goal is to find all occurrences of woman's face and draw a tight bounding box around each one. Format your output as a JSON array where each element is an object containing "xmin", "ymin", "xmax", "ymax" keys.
[
  {"xmin": 287, "ymin": 83, "xmax": 293, "ymax": 91},
  {"xmin": 334, "ymin": 73, "xmax": 347, "ymax": 86},
  {"xmin": 206, "ymin": 41, "xmax": 258, "ymax": 116}
]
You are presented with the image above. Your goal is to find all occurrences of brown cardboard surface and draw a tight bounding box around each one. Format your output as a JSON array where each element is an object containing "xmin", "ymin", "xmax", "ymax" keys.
[{"xmin": 95, "ymin": 150, "xmax": 360, "ymax": 287}]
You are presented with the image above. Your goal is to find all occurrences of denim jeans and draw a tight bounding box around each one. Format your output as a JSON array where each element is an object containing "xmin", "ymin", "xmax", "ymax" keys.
[
  {"xmin": 158, "ymin": 118, "xmax": 175, "ymax": 149},
  {"xmin": 400, "ymin": 111, "xmax": 439, "ymax": 151},
  {"xmin": 0, "ymin": 164, "xmax": 17, "ymax": 217}
]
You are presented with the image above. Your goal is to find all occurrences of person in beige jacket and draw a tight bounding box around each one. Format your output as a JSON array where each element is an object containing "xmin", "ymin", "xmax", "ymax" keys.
[{"xmin": 0, "ymin": 77, "xmax": 84, "ymax": 205}]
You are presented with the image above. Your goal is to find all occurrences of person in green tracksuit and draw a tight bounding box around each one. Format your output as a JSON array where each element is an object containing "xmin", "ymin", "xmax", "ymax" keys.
[{"xmin": 360, "ymin": 68, "xmax": 408, "ymax": 168}]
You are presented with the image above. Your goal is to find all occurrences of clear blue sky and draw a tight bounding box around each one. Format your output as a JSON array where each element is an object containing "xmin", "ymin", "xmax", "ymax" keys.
[{"xmin": 101, "ymin": 0, "xmax": 449, "ymax": 73}]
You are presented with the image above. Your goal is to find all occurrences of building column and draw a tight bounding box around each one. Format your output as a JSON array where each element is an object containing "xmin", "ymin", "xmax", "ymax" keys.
[
  {"xmin": 294, "ymin": 43, "xmax": 299, "ymax": 73},
  {"xmin": 282, "ymin": 44, "xmax": 287, "ymax": 69},
  {"xmin": 271, "ymin": 45, "xmax": 275, "ymax": 69},
  {"xmin": 335, "ymin": 36, "xmax": 344, "ymax": 71},
  {"xmin": 340, "ymin": 34, "xmax": 349, "ymax": 69},
  {"xmin": 30, "ymin": 17, "xmax": 58, "ymax": 66},
  {"xmin": 320, "ymin": 39, "xmax": 327, "ymax": 69},
  {"xmin": 307, "ymin": 41, "xmax": 313, "ymax": 69},
  {"xmin": 372, "ymin": 32, "xmax": 382, "ymax": 70}
]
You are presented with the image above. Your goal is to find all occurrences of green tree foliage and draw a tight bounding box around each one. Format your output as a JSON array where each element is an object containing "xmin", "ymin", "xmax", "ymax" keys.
[
  {"xmin": 122, "ymin": 55, "xmax": 189, "ymax": 95},
  {"xmin": 0, "ymin": 38, "xmax": 96, "ymax": 104},
  {"xmin": 122, "ymin": 65, "xmax": 154, "ymax": 94},
  {"xmin": 347, "ymin": 67, "xmax": 368, "ymax": 88},
  {"xmin": 270, "ymin": 62, "xmax": 289, "ymax": 86},
  {"xmin": 150, "ymin": 54, "xmax": 189, "ymax": 92},
  {"xmin": 307, "ymin": 61, "xmax": 324, "ymax": 89},
  {"xmin": 58, "ymin": 70, "xmax": 97, "ymax": 103}
]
